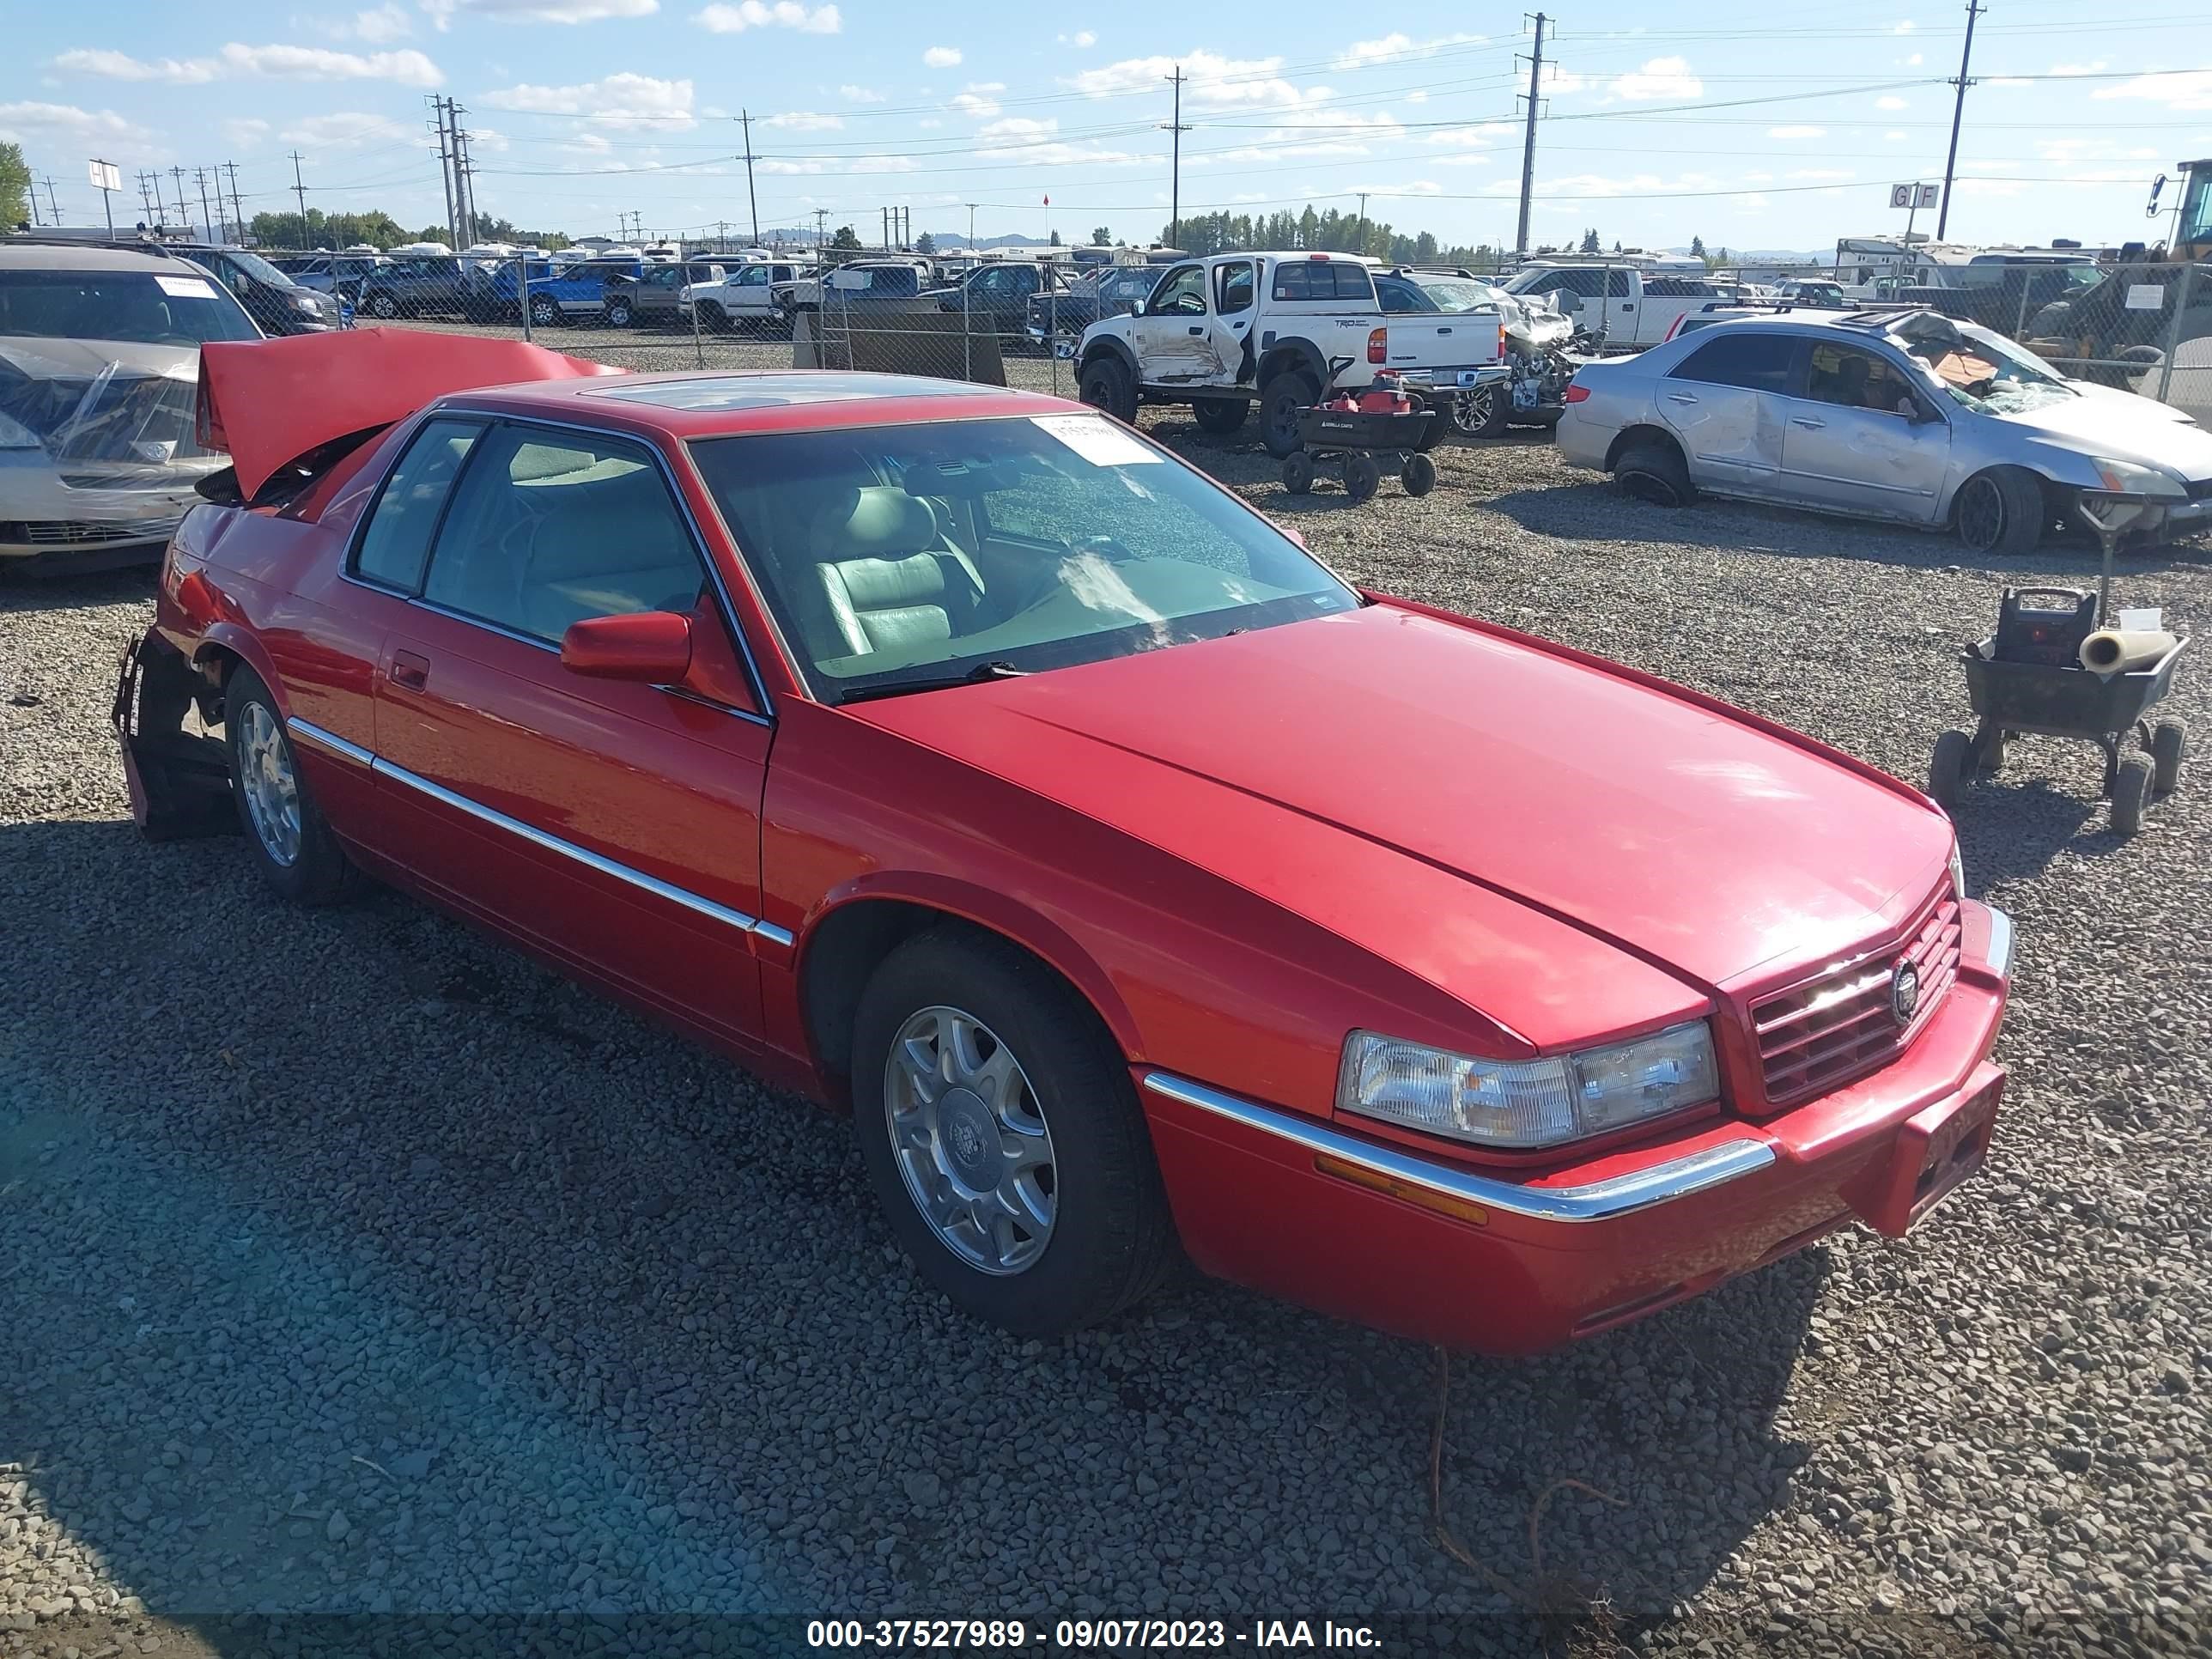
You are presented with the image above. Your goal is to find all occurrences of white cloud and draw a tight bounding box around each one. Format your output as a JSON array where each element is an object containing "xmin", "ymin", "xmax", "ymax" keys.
[
  {"xmin": 839, "ymin": 83, "xmax": 882, "ymax": 101},
  {"xmin": 1768, "ymin": 125, "xmax": 1826, "ymax": 138},
  {"xmin": 1333, "ymin": 31, "xmax": 1482, "ymax": 70},
  {"xmin": 1884, "ymin": 129, "xmax": 1907, "ymax": 140},
  {"xmin": 978, "ymin": 115, "xmax": 1055, "ymax": 140},
  {"xmin": 2092, "ymin": 70, "xmax": 2212, "ymax": 109},
  {"xmin": 0, "ymin": 100, "xmax": 154, "ymax": 147},
  {"xmin": 758, "ymin": 154, "xmax": 915, "ymax": 174},
  {"xmin": 1425, "ymin": 123, "xmax": 1511, "ymax": 149},
  {"xmin": 762, "ymin": 109, "xmax": 842, "ymax": 130},
  {"xmin": 922, "ymin": 46, "xmax": 962, "ymax": 68},
  {"xmin": 483, "ymin": 70, "xmax": 696, "ymax": 129},
  {"xmin": 1404, "ymin": 88, "xmax": 1427, "ymax": 105},
  {"xmin": 320, "ymin": 3, "xmax": 416, "ymax": 40},
  {"xmin": 1902, "ymin": 52, "xmax": 1923, "ymax": 66},
  {"xmin": 1069, "ymin": 48, "xmax": 1324, "ymax": 111},
  {"xmin": 1892, "ymin": 19, "xmax": 1915, "ymax": 33},
  {"xmin": 1055, "ymin": 29, "xmax": 1095, "ymax": 48},
  {"xmin": 1875, "ymin": 94, "xmax": 1910, "ymax": 111},
  {"xmin": 426, "ymin": 0, "xmax": 656, "ymax": 19},
  {"xmin": 1609, "ymin": 57, "xmax": 1700, "ymax": 101},
  {"xmin": 2049, "ymin": 61, "xmax": 2106, "ymax": 76},
  {"xmin": 223, "ymin": 116, "xmax": 271, "ymax": 149},
  {"xmin": 279, "ymin": 110, "xmax": 419, "ymax": 147},
  {"xmin": 693, "ymin": 0, "xmax": 839, "ymax": 33},
  {"xmin": 949, "ymin": 82, "xmax": 1005, "ymax": 118},
  {"xmin": 55, "ymin": 42, "xmax": 443, "ymax": 86},
  {"xmin": 1539, "ymin": 62, "xmax": 1586, "ymax": 95},
  {"xmin": 1194, "ymin": 109, "xmax": 1406, "ymax": 166}
]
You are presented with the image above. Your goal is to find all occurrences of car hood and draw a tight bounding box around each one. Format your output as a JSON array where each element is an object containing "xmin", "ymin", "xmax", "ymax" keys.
[
  {"xmin": 1996, "ymin": 386, "xmax": 2212, "ymax": 477},
  {"xmin": 856, "ymin": 601, "xmax": 1950, "ymax": 997}
]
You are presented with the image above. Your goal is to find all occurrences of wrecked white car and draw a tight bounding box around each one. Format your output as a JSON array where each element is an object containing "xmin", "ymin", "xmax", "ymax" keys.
[{"xmin": 1, "ymin": 242, "xmax": 259, "ymax": 572}]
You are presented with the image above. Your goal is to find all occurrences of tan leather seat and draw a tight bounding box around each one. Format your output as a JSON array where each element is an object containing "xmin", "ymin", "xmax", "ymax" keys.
[{"xmin": 809, "ymin": 487, "xmax": 984, "ymax": 658}]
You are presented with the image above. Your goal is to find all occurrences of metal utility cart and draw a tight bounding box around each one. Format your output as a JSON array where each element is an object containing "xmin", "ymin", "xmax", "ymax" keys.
[
  {"xmin": 1279, "ymin": 396, "xmax": 1437, "ymax": 504},
  {"xmin": 1930, "ymin": 498, "xmax": 2188, "ymax": 836}
]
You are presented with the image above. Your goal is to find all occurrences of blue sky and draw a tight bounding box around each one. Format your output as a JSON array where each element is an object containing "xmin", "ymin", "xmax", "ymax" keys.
[{"xmin": 6, "ymin": 0, "xmax": 2210, "ymax": 252}]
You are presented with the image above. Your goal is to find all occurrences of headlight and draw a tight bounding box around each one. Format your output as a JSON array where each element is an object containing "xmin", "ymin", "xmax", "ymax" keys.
[
  {"xmin": 0, "ymin": 411, "xmax": 41, "ymax": 450},
  {"xmin": 1337, "ymin": 1022, "xmax": 1720, "ymax": 1150},
  {"xmin": 2090, "ymin": 457, "xmax": 2186, "ymax": 498}
]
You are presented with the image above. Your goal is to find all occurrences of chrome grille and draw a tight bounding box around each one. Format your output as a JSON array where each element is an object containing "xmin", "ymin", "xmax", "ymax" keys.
[{"xmin": 1752, "ymin": 896, "xmax": 1962, "ymax": 1107}]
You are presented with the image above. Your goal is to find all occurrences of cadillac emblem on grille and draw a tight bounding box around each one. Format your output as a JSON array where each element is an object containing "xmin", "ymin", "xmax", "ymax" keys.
[{"xmin": 1890, "ymin": 962, "xmax": 1921, "ymax": 1024}]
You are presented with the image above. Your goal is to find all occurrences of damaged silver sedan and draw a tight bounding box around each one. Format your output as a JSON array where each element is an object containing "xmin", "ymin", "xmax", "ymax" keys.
[{"xmin": 1, "ymin": 241, "xmax": 259, "ymax": 573}]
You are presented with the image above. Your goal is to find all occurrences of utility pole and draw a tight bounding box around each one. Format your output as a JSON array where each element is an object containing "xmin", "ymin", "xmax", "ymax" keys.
[
  {"xmin": 452, "ymin": 103, "xmax": 478, "ymax": 248},
  {"xmin": 1356, "ymin": 191, "xmax": 1370, "ymax": 257},
  {"xmin": 1516, "ymin": 13, "xmax": 1548, "ymax": 255},
  {"xmin": 1935, "ymin": 0, "xmax": 1983, "ymax": 241},
  {"xmin": 290, "ymin": 151, "xmax": 309, "ymax": 244},
  {"xmin": 167, "ymin": 166, "xmax": 191, "ymax": 232},
  {"xmin": 428, "ymin": 95, "xmax": 458, "ymax": 248},
  {"xmin": 222, "ymin": 160, "xmax": 246, "ymax": 242},
  {"xmin": 814, "ymin": 206, "xmax": 829, "ymax": 248},
  {"xmin": 41, "ymin": 177, "xmax": 62, "ymax": 226},
  {"xmin": 194, "ymin": 168, "xmax": 216, "ymax": 242},
  {"xmin": 1163, "ymin": 67, "xmax": 1189, "ymax": 240},
  {"xmin": 738, "ymin": 109, "xmax": 761, "ymax": 246},
  {"xmin": 137, "ymin": 172, "xmax": 158, "ymax": 228}
]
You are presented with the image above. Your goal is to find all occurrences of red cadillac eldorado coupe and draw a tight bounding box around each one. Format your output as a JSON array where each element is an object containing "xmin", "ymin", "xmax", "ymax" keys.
[{"xmin": 117, "ymin": 330, "xmax": 2014, "ymax": 1355}]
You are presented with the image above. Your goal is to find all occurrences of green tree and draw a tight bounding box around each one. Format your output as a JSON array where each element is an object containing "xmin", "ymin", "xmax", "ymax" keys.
[
  {"xmin": 1091, "ymin": 224, "xmax": 1111, "ymax": 246},
  {"xmin": 830, "ymin": 224, "xmax": 862, "ymax": 251},
  {"xmin": 1689, "ymin": 234, "xmax": 1706, "ymax": 258},
  {"xmin": 1578, "ymin": 228, "xmax": 1601, "ymax": 253},
  {"xmin": 0, "ymin": 143, "xmax": 28, "ymax": 232},
  {"xmin": 1048, "ymin": 228, "xmax": 1061, "ymax": 246},
  {"xmin": 915, "ymin": 230, "xmax": 938, "ymax": 255}
]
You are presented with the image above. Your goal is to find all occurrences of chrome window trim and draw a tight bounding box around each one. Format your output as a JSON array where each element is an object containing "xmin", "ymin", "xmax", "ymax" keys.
[
  {"xmin": 287, "ymin": 715, "xmax": 785, "ymax": 943},
  {"xmin": 1140, "ymin": 1072, "xmax": 1776, "ymax": 1224},
  {"xmin": 286, "ymin": 718, "xmax": 374, "ymax": 769}
]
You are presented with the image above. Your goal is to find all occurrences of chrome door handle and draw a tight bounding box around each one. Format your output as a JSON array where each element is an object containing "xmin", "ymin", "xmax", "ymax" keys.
[
  {"xmin": 388, "ymin": 651, "xmax": 429, "ymax": 692},
  {"xmin": 1666, "ymin": 392, "xmax": 1698, "ymax": 404},
  {"xmin": 1791, "ymin": 417, "xmax": 1826, "ymax": 429}
]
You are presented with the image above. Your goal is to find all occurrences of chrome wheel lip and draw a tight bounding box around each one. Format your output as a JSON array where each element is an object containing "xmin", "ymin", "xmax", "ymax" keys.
[
  {"xmin": 236, "ymin": 701, "xmax": 302, "ymax": 868},
  {"xmin": 884, "ymin": 1005, "xmax": 1056, "ymax": 1278}
]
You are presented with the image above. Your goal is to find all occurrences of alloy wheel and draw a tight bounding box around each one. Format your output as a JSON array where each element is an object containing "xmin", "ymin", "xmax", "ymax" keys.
[
  {"xmin": 236, "ymin": 702, "xmax": 301, "ymax": 868},
  {"xmin": 883, "ymin": 1005, "xmax": 1057, "ymax": 1276},
  {"xmin": 1451, "ymin": 386, "xmax": 1498, "ymax": 433},
  {"xmin": 1957, "ymin": 477, "xmax": 2004, "ymax": 553}
]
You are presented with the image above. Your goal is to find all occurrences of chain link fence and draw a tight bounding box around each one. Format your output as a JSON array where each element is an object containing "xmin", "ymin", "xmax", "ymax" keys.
[{"xmin": 262, "ymin": 247, "xmax": 2212, "ymax": 426}]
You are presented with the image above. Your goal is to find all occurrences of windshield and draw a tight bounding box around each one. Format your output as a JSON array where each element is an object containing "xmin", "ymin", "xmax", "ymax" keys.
[
  {"xmin": 0, "ymin": 270, "xmax": 260, "ymax": 346},
  {"xmin": 1888, "ymin": 312, "xmax": 2074, "ymax": 414},
  {"xmin": 221, "ymin": 248, "xmax": 295, "ymax": 287},
  {"xmin": 690, "ymin": 414, "xmax": 1357, "ymax": 702},
  {"xmin": 1409, "ymin": 277, "xmax": 1496, "ymax": 313}
]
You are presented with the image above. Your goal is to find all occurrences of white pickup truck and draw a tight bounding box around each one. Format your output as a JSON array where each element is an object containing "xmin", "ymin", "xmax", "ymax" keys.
[
  {"xmin": 679, "ymin": 258, "xmax": 813, "ymax": 331},
  {"xmin": 1498, "ymin": 264, "xmax": 1723, "ymax": 351},
  {"xmin": 1074, "ymin": 252, "xmax": 1510, "ymax": 457}
]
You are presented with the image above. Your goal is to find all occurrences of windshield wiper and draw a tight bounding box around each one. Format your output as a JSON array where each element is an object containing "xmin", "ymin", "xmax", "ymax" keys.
[{"xmin": 836, "ymin": 659, "xmax": 1029, "ymax": 705}]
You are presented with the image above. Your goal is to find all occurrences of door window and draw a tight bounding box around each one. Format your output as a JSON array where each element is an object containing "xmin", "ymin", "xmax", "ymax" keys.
[
  {"xmin": 351, "ymin": 419, "xmax": 484, "ymax": 592},
  {"xmin": 1607, "ymin": 270, "xmax": 1632, "ymax": 298},
  {"xmin": 419, "ymin": 424, "xmax": 708, "ymax": 644},
  {"xmin": 1215, "ymin": 261, "xmax": 1255, "ymax": 314},
  {"xmin": 1669, "ymin": 331, "xmax": 1796, "ymax": 391},
  {"xmin": 1147, "ymin": 265, "xmax": 1206, "ymax": 315},
  {"xmin": 1804, "ymin": 342, "xmax": 1921, "ymax": 415}
]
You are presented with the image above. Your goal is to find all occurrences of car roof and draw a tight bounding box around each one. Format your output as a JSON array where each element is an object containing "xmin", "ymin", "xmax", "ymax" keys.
[
  {"xmin": 437, "ymin": 369, "xmax": 1089, "ymax": 438},
  {"xmin": 0, "ymin": 241, "xmax": 198, "ymax": 272}
]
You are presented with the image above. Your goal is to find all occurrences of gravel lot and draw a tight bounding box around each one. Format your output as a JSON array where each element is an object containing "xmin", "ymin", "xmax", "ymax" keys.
[{"xmin": 3, "ymin": 350, "xmax": 2209, "ymax": 1659}]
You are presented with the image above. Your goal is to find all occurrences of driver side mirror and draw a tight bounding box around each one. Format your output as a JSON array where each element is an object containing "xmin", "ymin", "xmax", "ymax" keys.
[{"xmin": 561, "ymin": 610, "xmax": 693, "ymax": 683}]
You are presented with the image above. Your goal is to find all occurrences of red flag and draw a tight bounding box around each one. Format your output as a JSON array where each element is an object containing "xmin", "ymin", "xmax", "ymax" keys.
[{"xmin": 1042, "ymin": 194, "xmax": 1050, "ymax": 206}]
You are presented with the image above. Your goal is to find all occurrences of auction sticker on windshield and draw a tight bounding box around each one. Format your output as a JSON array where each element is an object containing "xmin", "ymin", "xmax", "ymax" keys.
[
  {"xmin": 1032, "ymin": 414, "xmax": 1160, "ymax": 466},
  {"xmin": 155, "ymin": 275, "xmax": 218, "ymax": 300}
]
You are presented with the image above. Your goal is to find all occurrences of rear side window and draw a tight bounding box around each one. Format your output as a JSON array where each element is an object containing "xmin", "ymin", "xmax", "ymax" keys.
[
  {"xmin": 352, "ymin": 418, "xmax": 483, "ymax": 592},
  {"xmin": 1670, "ymin": 331, "xmax": 1797, "ymax": 391},
  {"xmin": 1273, "ymin": 262, "xmax": 1373, "ymax": 301}
]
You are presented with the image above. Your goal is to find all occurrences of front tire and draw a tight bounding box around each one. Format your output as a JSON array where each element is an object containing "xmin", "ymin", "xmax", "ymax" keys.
[
  {"xmin": 367, "ymin": 292, "xmax": 398, "ymax": 320},
  {"xmin": 528, "ymin": 295, "xmax": 560, "ymax": 329},
  {"xmin": 1079, "ymin": 356, "xmax": 1139, "ymax": 425},
  {"xmin": 604, "ymin": 298, "xmax": 634, "ymax": 328},
  {"xmin": 1451, "ymin": 382, "xmax": 1510, "ymax": 439},
  {"xmin": 1259, "ymin": 370, "xmax": 1319, "ymax": 459},
  {"xmin": 1954, "ymin": 468, "xmax": 2045, "ymax": 556},
  {"xmin": 852, "ymin": 931, "xmax": 1176, "ymax": 1336},
  {"xmin": 1193, "ymin": 397, "xmax": 1248, "ymax": 436},
  {"xmin": 224, "ymin": 665, "xmax": 354, "ymax": 907}
]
